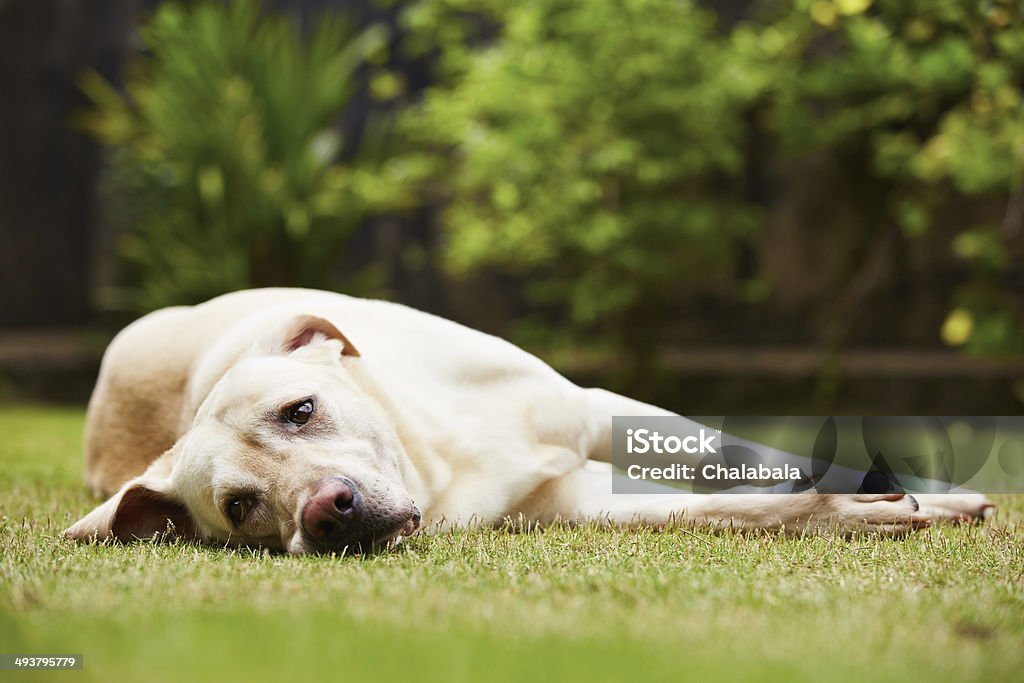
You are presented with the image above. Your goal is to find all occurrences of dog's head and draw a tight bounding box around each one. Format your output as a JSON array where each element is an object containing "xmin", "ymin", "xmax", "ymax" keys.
[{"xmin": 64, "ymin": 314, "xmax": 420, "ymax": 554}]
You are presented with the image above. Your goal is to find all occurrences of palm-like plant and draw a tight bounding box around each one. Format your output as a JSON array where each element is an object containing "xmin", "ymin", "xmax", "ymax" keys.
[{"xmin": 79, "ymin": 0, "xmax": 391, "ymax": 310}]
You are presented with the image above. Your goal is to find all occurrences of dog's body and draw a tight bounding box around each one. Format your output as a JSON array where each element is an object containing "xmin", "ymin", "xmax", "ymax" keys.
[{"xmin": 66, "ymin": 289, "xmax": 994, "ymax": 553}]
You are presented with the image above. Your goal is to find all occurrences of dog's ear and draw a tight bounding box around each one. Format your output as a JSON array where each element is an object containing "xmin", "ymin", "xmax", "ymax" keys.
[
  {"xmin": 63, "ymin": 475, "xmax": 198, "ymax": 544},
  {"xmin": 258, "ymin": 314, "xmax": 360, "ymax": 358}
]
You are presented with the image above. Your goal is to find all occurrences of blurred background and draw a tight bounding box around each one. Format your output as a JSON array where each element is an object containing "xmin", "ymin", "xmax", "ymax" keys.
[{"xmin": 1, "ymin": 0, "xmax": 1022, "ymax": 414}]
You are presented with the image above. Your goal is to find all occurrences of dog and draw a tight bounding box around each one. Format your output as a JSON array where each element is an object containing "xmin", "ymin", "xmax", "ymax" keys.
[{"xmin": 64, "ymin": 288, "xmax": 996, "ymax": 553}]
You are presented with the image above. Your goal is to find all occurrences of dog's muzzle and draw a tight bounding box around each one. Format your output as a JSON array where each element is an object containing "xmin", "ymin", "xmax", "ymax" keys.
[{"xmin": 301, "ymin": 477, "xmax": 420, "ymax": 553}]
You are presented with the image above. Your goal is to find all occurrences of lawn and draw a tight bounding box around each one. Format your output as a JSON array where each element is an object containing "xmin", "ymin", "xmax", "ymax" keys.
[{"xmin": 1, "ymin": 406, "xmax": 1022, "ymax": 683}]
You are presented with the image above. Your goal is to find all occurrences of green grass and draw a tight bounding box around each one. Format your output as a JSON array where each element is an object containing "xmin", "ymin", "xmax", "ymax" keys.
[{"xmin": 1, "ymin": 406, "xmax": 1023, "ymax": 683}]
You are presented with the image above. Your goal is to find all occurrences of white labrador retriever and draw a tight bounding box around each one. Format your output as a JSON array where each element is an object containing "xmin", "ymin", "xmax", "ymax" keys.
[{"xmin": 64, "ymin": 289, "xmax": 995, "ymax": 553}]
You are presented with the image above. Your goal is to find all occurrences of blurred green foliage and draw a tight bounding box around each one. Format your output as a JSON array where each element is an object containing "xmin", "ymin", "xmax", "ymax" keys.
[
  {"xmin": 82, "ymin": 0, "xmax": 1024, "ymax": 361},
  {"xmin": 391, "ymin": 0, "xmax": 763, "ymax": 352},
  {"xmin": 751, "ymin": 0, "xmax": 1024, "ymax": 355},
  {"xmin": 79, "ymin": 0, "xmax": 397, "ymax": 310},
  {"xmin": 388, "ymin": 0, "xmax": 1024, "ymax": 356}
]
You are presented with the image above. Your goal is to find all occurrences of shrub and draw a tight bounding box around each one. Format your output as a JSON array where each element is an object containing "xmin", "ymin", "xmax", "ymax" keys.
[
  {"xmin": 79, "ymin": 0, "xmax": 393, "ymax": 310},
  {"xmin": 391, "ymin": 0, "xmax": 764, "ymax": 354},
  {"xmin": 753, "ymin": 0, "xmax": 1024, "ymax": 355},
  {"xmin": 389, "ymin": 0, "xmax": 1024, "ymax": 358}
]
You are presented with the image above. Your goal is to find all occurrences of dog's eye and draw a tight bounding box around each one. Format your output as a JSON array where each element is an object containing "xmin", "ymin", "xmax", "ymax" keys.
[
  {"xmin": 226, "ymin": 497, "xmax": 254, "ymax": 525},
  {"xmin": 284, "ymin": 399, "xmax": 314, "ymax": 425}
]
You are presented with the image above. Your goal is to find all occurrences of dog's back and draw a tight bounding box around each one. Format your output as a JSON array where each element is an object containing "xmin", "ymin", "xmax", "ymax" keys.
[{"xmin": 85, "ymin": 287, "xmax": 575, "ymax": 496}]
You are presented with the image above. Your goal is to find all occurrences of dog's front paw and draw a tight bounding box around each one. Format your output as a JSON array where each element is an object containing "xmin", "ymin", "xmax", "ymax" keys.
[
  {"xmin": 823, "ymin": 493, "xmax": 932, "ymax": 536},
  {"xmin": 911, "ymin": 493, "xmax": 996, "ymax": 524}
]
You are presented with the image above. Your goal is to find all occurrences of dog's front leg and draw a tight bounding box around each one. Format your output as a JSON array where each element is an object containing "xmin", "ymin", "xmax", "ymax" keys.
[{"xmin": 541, "ymin": 460, "xmax": 931, "ymax": 536}]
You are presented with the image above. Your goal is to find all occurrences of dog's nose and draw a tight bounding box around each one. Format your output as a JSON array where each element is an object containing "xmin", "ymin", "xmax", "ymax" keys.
[
  {"xmin": 402, "ymin": 506, "xmax": 422, "ymax": 536},
  {"xmin": 301, "ymin": 477, "xmax": 362, "ymax": 541}
]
